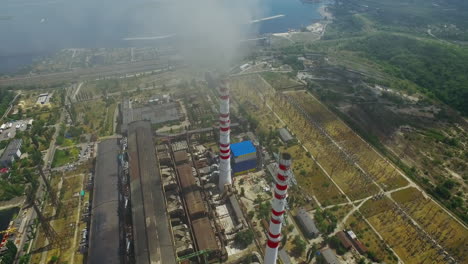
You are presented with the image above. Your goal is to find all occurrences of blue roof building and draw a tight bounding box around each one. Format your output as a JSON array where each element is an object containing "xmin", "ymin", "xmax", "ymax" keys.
[
  {"xmin": 230, "ymin": 141, "xmax": 257, "ymax": 175},
  {"xmin": 231, "ymin": 140, "xmax": 256, "ymax": 158}
]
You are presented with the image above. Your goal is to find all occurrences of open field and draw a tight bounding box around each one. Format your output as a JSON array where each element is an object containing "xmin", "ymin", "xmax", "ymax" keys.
[
  {"xmin": 345, "ymin": 212, "xmax": 398, "ymax": 264},
  {"xmin": 280, "ymin": 145, "xmax": 346, "ymax": 207},
  {"xmin": 270, "ymin": 93, "xmax": 380, "ymax": 200},
  {"xmin": 287, "ymin": 91, "xmax": 408, "ymax": 191},
  {"xmin": 362, "ymin": 197, "xmax": 444, "ymax": 263},
  {"xmin": 73, "ymin": 99, "xmax": 114, "ymax": 136},
  {"xmin": 391, "ymin": 188, "xmax": 468, "ymax": 262},
  {"xmin": 52, "ymin": 147, "xmax": 79, "ymax": 168},
  {"xmin": 260, "ymin": 72, "xmax": 303, "ymax": 90}
]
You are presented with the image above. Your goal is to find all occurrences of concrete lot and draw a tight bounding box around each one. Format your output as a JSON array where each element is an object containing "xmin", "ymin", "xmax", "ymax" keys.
[{"xmin": 0, "ymin": 119, "xmax": 31, "ymax": 141}]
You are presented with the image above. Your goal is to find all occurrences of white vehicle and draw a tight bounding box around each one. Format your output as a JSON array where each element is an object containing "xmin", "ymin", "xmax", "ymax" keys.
[
  {"xmin": 15, "ymin": 124, "xmax": 20, "ymax": 129},
  {"xmin": 0, "ymin": 124, "xmax": 5, "ymax": 129},
  {"xmin": 7, "ymin": 122, "xmax": 13, "ymax": 128}
]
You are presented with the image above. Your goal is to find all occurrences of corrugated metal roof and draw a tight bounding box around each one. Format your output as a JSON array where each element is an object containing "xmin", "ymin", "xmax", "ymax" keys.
[
  {"xmin": 177, "ymin": 164, "xmax": 194, "ymax": 191},
  {"xmin": 321, "ymin": 248, "xmax": 340, "ymax": 264},
  {"xmin": 174, "ymin": 150, "xmax": 188, "ymax": 164},
  {"xmin": 278, "ymin": 128, "xmax": 293, "ymax": 142},
  {"xmin": 297, "ymin": 208, "xmax": 319, "ymax": 236},
  {"xmin": 0, "ymin": 139, "xmax": 22, "ymax": 164},
  {"xmin": 336, "ymin": 231, "xmax": 353, "ymax": 249},
  {"xmin": 185, "ymin": 190, "xmax": 206, "ymax": 219},
  {"xmin": 192, "ymin": 217, "xmax": 218, "ymax": 251},
  {"xmin": 231, "ymin": 141, "xmax": 256, "ymax": 157},
  {"xmin": 279, "ymin": 249, "xmax": 292, "ymax": 264}
]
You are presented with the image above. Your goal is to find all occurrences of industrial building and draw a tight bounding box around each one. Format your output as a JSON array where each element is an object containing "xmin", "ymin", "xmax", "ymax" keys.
[
  {"xmin": 296, "ymin": 208, "xmax": 320, "ymax": 238},
  {"xmin": 36, "ymin": 93, "xmax": 50, "ymax": 105},
  {"xmin": 336, "ymin": 231, "xmax": 353, "ymax": 250},
  {"xmin": 320, "ymin": 247, "xmax": 340, "ymax": 264},
  {"xmin": 177, "ymin": 164, "xmax": 206, "ymax": 219},
  {"xmin": 174, "ymin": 150, "xmax": 189, "ymax": 165},
  {"xmin": 0, "ymin": 139, "xmax": 22, "ymax": 167},
  {"xmin": 192, "ymin": 217, "xmax": 219, "ymax": 251},
  {"xmin": 127, "ymin": 121, "xmax": 176, "ymax": 264},
  {"xmin": 231, "ymin": 140, "xmax": 257, "ymax": 175},
  {"xmin": 87, "ymin": 139, "xmax": 120, "ymax": 264},
  {"xmin": 121, "ymin": 98, "xmax": 183, "ymax": 133},
  {"xmin": 278, "ymin": 127, "xmax": 294, "ymax": 142}
]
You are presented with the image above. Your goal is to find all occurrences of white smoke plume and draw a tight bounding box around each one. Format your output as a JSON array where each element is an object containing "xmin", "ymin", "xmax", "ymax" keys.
[{"xmin": 147, "ymin": 0, "xmax": 264, "ymax": 69}]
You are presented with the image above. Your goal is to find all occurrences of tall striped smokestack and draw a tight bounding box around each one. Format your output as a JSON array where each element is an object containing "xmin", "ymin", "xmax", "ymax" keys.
[
  {"xmin": 218, "ymin": 80, "xmax": 232, "ymax": 191},
  {"xmin": 264, "ymin": 153, "xmax": 292, "ymax": 264}
]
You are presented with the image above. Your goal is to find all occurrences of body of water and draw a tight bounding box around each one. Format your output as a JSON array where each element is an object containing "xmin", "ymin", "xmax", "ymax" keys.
[
  {"xmin": 0, "ymin": 207, "xmax": 19, "ymax": 240},
  {"xmin": 0, "ymin": 0, "xmax": 326, "ymax": 73}
]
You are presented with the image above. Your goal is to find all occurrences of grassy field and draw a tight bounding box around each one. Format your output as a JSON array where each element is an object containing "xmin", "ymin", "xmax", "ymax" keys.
[
  {"xmin": 270, "ymin": 92, "xmax": 380, "ymax": 200},
  {"xmin": 391, "ymin": 188, "xmax": 468, "ymax": 262},
  {"xmin": 73, "ymin": 99, "xmax": 116, "ymax": 136},
  {"xmin": 288, "ymin": 91, "xmax": 408, "ymax": 190},
  {"xmin": 281, "ymin": 145, "xmax": 346, "ymax": 207},
  {"xmin": 260, "ymin": 72, "xmax": 303, "ymax": 90},
  {"xmin": 345, "ymin": 212, "xmax": 398, "ymax": 264},
  {"xmin": 231, "ymin": 75, "xmax": 346, "ymax": 206},
  {"xmin": 52, "ymin": 147, "xmax": 79, "ymax": 168}
]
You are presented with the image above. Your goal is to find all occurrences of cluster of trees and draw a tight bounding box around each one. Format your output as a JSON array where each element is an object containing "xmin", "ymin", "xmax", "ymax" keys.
[
  {"xmin": 342, "ymin": 34, "xmax": 468, "ymax": 115},
  {"xmin": 0, "ymin": 241, "xmax": 17, "ymax": 264},
  {"xmin": 234, "ymin": 230, "xmax": 254, "ymax": 248},
  {"xmin": 292, "ymin": 235, "xmax": 307, "ymax": 256},
  {"xmin": 314, "ymin": 209, "xmax": 337, "ymax": 235},
  {"xmin": 0, "ymin": 90, "xmax": 15, "ymax": 117},
  {"xmin": 326, "ymin": 0, "xmax": 468, "ymax": 40}
]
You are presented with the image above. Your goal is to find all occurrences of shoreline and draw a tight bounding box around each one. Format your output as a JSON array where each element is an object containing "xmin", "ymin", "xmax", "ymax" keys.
[
  {"xmin": 318, "ymin": 3, "xmax": 334, "ymax": 20},
  {"xmin": 0, "ymin": 196, "xmax": 25, "ymax": 211}
]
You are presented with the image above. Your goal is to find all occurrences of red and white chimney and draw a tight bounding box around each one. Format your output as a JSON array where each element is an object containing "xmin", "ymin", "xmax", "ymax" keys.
[
  {"xmin": 218, "ymin": 80, "xmax": 232, "ymax": 191},
  {"xmin": 264, "ymin": 153, "xmax": 292, "ymax": 264}
]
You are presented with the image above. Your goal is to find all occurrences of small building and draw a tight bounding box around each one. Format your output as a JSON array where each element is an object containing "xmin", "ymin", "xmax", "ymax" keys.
[
  {"xmin": 231, "ymin": 141, "xmax": 257, "ymax": 175},
  {"xmin": 346, "ymin": 230, "xmax": 357, "ymax": 240},
  {"xmin": 336, "ymin": 231, "xmax": 353, "ymax": 249},
  {"xmin": 320, "ymin": 247, "xmax": 340, "ymax": 264},
  {"xmin": 278, "ymin": 128, "xmax": 293, "ymax": 142},
  {"xmin": 296, "ymin": 208, "xmax": 319, "ymax": 238},
  {"xmin": 36, "ymin": 93, "xmax": 49, "ymax": 105},
  {"xmin": 0, "ymin": 139, "xmax": 22, "ymax": 168},
  {"xmin": 352, "ymin": 239, "xmax": 368, "ymax": 254},
  {"xmin": 228, "ymin": 196, "xmax": 246, "ymax": 226},
  {"xmin": 278, "ymin": 249, "xmax": 292, "ymax": 264}
]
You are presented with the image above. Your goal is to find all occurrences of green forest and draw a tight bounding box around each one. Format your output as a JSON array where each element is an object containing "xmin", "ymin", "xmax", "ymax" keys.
[
  {"xmin": 318, "ymin": 0, "xmax": 468, "ymax": 116},
  {"xmin": 0, "ymin": 90, "xmax": 15, "ymax": 118},
  {"xmin": 341, "ymin": 34, "xmax": 468, "ymax": 115}
]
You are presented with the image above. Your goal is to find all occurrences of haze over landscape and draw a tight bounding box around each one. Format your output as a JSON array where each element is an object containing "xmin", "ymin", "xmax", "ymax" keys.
[{"xmin": 0, "ymin": 0, "xmax": 467, "ymax": 264}]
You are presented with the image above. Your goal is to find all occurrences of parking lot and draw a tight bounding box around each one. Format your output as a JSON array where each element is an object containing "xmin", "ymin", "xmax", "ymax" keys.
[{"xmin": 0, "ymin": 119, "xmax": 32, "ymax": 141}]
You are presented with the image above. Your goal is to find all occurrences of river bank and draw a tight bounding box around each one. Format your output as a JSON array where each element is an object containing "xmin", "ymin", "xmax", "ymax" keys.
[{"xmin": 0, "ymin": 196, "xmax": 24, "ymax": 211}]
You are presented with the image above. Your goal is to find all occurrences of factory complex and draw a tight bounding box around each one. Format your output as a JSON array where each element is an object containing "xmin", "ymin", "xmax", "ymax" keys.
[{"xmin": 81, "ymin": 76, "xmax": 376, "ymax": 264}]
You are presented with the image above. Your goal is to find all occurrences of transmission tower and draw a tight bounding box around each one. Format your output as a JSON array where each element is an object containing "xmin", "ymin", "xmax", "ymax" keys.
[{"xmin": 27, "ymin": 187, "xmax": 65, "ymax": 249}]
